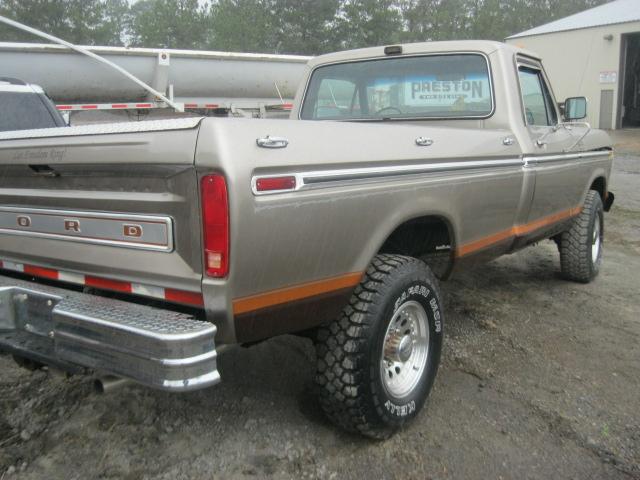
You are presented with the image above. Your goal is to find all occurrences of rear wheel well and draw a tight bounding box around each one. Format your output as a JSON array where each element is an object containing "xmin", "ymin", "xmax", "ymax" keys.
[
  {"xmin": 378, "ymin": 216, "xmax": 454, "ymax": 279},
  {"xmin": 590, "ymin": 177, "xmax": 606, "ymax": 201}
]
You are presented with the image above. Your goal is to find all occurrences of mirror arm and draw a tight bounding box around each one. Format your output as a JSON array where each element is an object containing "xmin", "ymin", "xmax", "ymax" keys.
[
  {"xmin": 535, "ymin": 123, "xmax": 562, "ymax": 147},
  {"xmin": 535, "ymin": 121, "xmax": 591, "ymax": 150}
]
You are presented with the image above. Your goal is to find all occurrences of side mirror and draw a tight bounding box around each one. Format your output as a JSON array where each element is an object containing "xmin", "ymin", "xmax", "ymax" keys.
[{"xmin": 564, "ymin": 97, "xmax": 587, "ymax": 121}]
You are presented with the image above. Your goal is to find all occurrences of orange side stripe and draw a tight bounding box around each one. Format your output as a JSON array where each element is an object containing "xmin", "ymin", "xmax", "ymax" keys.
[
  {"xmin": 457, "ymin": 206, "xmax": 581, "ymax": 258},
  {"xmin": 233, "ymin": 207, "xmax": 581, "ymax": 314},
  {"xmin": 233, "ymin": 272, "xmax": 363, "ymax": 315},
  {"xmin": 456, "ymin": 228, "xmax": 514, "ymax": 258},
  {"xmin": 513, "ymin": 207, "xmax": 582, "ymax": 236}
]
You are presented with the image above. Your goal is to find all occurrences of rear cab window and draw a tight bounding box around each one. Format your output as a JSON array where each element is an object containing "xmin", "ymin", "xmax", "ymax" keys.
[{"xmin": 300, "ymin": 53, "xmax": 494, "ymax": 120}]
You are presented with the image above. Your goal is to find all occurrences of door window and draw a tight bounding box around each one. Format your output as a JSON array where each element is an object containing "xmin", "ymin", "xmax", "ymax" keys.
[{"xmin": 518, "ymin": 67, "xmax": 558, "ymax": 126}]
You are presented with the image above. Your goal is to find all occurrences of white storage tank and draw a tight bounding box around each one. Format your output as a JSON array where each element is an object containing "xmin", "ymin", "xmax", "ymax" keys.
[{"xmin": 0, "ymin": 42, "xmax": 311, "ymax": 105}]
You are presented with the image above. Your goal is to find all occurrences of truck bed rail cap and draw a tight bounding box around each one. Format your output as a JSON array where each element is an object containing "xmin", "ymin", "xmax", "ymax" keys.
[{"xmin": 0, "ymin": 117, "xmax": 204, "ymax": 141}]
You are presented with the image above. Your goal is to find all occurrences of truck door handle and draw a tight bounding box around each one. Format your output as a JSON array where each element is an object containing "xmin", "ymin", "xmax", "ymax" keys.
[{"xmin": 256, "ymin": 136, "xmax": 289, "ymax": 148}]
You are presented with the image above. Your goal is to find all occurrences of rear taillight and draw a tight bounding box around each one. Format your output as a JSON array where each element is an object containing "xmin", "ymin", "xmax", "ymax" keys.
[{"xmin": 201, "ymin": 174, "xmax": 229, "ymax": 278}]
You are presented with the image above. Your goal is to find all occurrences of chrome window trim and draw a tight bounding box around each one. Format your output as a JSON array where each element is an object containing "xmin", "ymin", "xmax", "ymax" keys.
[
  {"xmin": 298, "ymin": 51, "xmax": 496, "ymax": 122},
  {"xmin": 0, "ymin": 206, "xmax": 174, "ymax": 252},
  {"xmin": 514, "ymin": 55, "xmax": 561, "ymax": 128},
  {"xmin": 252, "ymin": 157, "xmax": 522, "ymax": 196}
]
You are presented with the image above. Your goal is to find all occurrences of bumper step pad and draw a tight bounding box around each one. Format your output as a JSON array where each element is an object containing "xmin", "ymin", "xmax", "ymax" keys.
[{"xmin": 0, "ymin": 275, "xmax": 219, "ymax": 391}]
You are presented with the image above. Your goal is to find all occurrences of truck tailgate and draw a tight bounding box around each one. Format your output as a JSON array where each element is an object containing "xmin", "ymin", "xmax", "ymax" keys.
[{"xmin": 0, "ymin": 119, "xmax": 204, "ymax": 306}]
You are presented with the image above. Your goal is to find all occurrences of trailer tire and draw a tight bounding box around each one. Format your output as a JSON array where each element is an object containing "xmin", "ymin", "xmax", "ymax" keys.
[
  {"xmin": 315, "ymin": 254, "xmax": 443, "ymax": 439},
  {"xmin": 559, "ymin": 190, "xmax": 604, "ymax": 283}
]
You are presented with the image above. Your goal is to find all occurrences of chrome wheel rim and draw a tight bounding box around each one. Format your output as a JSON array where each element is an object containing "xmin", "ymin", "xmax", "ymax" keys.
[
  {"xmin": 592, "ymin": 216, "xmax": 601, "ymax": 263},
  {"xmin": 381, "ymin": 300, "xmax": 430, "ymax": 398}
]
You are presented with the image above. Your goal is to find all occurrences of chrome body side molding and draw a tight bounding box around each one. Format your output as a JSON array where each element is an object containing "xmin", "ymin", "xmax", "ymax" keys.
[
  {"xmin": 524, "ymin": 150, "xmax": 611, "ymax": 166},
  {"xmin": 252, "ymin": 157, "xmax": 523, "ymax": 196}
]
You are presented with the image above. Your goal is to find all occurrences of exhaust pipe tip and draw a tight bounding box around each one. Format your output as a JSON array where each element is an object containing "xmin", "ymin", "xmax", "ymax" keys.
[{"xmin": 94, "ymin": 376, "xmax": 132, "ymax": 394}]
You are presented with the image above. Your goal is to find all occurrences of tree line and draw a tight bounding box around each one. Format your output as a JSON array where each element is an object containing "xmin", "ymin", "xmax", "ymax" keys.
[{"xmin": 0, "ymin": 0, "xmax": 609, "ymax": 55}]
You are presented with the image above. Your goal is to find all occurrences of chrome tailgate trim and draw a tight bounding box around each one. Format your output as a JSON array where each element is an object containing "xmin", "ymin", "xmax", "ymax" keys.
[{"xmin": 0, "ymin": 206, "xmax": 174, "ymax": 251}]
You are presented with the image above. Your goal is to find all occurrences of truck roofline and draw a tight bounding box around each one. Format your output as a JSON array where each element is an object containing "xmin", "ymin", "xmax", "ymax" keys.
[{"xmin": 305, "ymin": 40, "xmax": 541, "ymax": 68}]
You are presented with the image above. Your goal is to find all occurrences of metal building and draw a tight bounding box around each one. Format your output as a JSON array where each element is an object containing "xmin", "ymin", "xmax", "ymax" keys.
[{"xmin": 506, "ymin": 0, "xmax": 640, "ymax": 130}]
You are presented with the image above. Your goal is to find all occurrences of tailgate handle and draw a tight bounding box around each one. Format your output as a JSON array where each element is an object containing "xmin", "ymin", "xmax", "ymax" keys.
[{"xmin": 256, "ymin": 136, "xmax": 288, "ymax": 149}]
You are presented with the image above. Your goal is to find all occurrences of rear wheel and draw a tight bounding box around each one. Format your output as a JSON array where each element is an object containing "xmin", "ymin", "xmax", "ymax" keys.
[
  {"xmin": 315, "ymin": 254, "xmax": 443, "ymax": 439},
  {"xmin": 559, "ymin": 190, "xmax": 604, "ymax": 283}
]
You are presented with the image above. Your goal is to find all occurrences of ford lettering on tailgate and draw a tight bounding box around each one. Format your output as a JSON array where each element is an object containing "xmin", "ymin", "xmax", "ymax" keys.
[{"xmin": 0, "ymin": 207, "xmax": 173, "ymax": 252}]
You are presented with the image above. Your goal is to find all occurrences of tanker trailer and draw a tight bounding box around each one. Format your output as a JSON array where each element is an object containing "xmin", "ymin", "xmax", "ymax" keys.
[{"xmin": 0, "ymin": 41, "xmax": 311, "ymax": 124}]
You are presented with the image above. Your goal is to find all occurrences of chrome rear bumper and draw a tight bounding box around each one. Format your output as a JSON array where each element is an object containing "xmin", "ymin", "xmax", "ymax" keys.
[{"xmin": 0, "ymin": 275, "xmax": 220, "ymax": 391}]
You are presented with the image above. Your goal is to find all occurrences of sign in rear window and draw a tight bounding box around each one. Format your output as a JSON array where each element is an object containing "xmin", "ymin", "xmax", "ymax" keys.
[
  {"xmin": 405, "ymin": 76, "xmax": 490, "ymax": 107},
  {"xmin": 301, "ymin": 53, "xmax": 493, "ymax": 120}
]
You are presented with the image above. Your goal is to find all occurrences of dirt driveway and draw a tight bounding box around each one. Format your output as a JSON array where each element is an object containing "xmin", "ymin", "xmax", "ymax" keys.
[{"xmin": 1, "ymin": 133, "xmax": 639, "ymax": 480}]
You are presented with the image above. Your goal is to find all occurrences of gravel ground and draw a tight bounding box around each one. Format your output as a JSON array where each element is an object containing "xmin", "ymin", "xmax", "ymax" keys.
[{"xmin": 1, "ymin": 132, "xmax": 639, "ymax": 480}]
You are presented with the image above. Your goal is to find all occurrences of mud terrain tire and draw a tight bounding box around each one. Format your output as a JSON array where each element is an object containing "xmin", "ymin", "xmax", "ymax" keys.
[
  {"xmin": 559, "ymin": 190, "xmax": 604, "ymax": 283},
  {"xmin": 315, "ymin": 254, "xmax": 443, "ymax": 439}
]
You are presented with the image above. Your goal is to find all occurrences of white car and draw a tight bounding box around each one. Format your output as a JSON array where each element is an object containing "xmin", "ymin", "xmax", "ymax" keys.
[{"xmin": 0, "ymin": 77, "xmax": 66, "ymax": 132}]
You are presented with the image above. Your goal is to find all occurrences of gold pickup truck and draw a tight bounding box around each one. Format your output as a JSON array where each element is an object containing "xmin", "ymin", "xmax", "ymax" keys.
[{"xmin": 0, "ymin": 41, "xmax": 614, "ymax": 438}]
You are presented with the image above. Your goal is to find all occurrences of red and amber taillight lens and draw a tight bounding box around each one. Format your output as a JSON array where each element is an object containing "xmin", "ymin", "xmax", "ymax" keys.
[{"xmin": 201, "ymin": 174, "xmax": 229, "ymax": 278}]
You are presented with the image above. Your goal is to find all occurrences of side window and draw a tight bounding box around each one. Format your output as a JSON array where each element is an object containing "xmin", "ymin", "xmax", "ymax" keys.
[
  {"xmin": 518, "ymin": 67, "xmax": 558, "ymax": 126},
  {"xmin": 313, "ymin": 78, "xmax": 358, "ymax": 119}
]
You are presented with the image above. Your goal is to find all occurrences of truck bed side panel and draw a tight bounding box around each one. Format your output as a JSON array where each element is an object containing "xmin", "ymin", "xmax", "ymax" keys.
[{"xmin": 195, "ymin": 118, "xmax": 526, "ymax": 342}]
